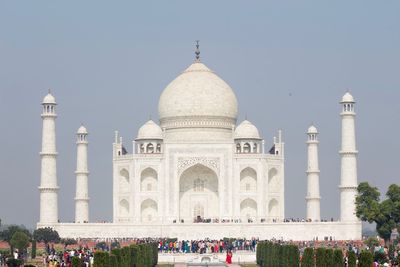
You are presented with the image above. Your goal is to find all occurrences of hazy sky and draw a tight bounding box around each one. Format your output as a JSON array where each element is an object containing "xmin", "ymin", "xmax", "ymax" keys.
[{"xmin": 0, "ymin": 1, "xmax": 399, "ymax": 229}]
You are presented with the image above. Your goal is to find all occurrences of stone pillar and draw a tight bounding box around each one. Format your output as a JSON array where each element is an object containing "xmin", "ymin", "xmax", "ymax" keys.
[
  {"xmin": 75, "ymin": 125, "xmax": 90, "ymax": 223},
  {"xmin": 339, "ymin": 92, "xmax": 359, "ymax": 222},
  {"xmin": 39, "ymin": 93, "xmax": 59, "ymax": 224},
  {"xmin": 306, "ymin": 125, "xmax": 321, "ymax": 221}
]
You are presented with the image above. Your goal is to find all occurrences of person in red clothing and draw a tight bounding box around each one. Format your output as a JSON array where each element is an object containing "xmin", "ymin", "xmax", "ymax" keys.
[{"xmin": 225, "ymin": 250, "xmax": 232, "ymax": 264}]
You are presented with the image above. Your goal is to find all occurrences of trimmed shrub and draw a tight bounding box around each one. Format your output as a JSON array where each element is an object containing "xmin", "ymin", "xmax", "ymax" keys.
[
  {"xmin": 31, "ymin": 239, "xmax": 36, "ymax": 259},
  {"xmin": 71, "ymin": 257, "xmax": 81, "ymax": 267},
  {"xmin": 348, "ymin": 250, "xmax": 357, "ymax": 267},
  {"xmin": 111, "ymin": 248, "xmax": 122, "ymax": 267},
  {"xmin": 289, "ymin": 245, "xmax": 300, "ymax": 267},
  {"xmin": 315, "ymin": 247, "xmax": 325, "ymax": 267},
  {"xmin": 94, "ymin": 251, "xmax": 110, "ymax": 267},
  {"xmin": 333, "ymin": 249, "xmax": 343, "ymax": 267},
  {"xmin": 121, "ymin": 246, "xmax": 131, "ymax": 267},
  {"xmin": 110, "ymin": 254, "xmax": 118, "ymax": 267},
  {"xmin": 6, "ymin": 258, "xmax": 23, "ymax": 267},
  {"xmin": 359, "ymin": 250, "xmax": 373, "ymax": 267},
  {"xmin": 302, "ymin": 247, "xmax": 314, "ymax": 267},
  {"xmin": 24, "ymin": 265, "xmax": 36, "ymax": 267},
  {"xmin": 325, "ymin": 248, "xmax": 334, "ymax": 266}
]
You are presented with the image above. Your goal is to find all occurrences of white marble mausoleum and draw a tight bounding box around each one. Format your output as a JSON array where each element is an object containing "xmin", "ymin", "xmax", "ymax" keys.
[{"xmin": 37, "ymin": 47, "xmax": 362, "ymax": 240}]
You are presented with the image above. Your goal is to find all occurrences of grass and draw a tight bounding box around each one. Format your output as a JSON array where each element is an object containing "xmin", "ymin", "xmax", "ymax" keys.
[
  {"xmin": 240, "ymin": 265, "xmax": 259, "ymax": 267},
  {"xmin": 156, "ymin": 265, "xmax": 174, "ymax": 267}
]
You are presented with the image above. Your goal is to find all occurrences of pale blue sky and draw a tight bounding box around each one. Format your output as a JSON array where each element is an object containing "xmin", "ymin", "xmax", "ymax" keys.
[{"xmin": 0, "ymin": 1, "xmax": 399, "ymax": 228}]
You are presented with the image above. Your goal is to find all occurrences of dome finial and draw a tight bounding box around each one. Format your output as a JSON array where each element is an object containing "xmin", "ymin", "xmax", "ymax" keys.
[{"xmin": 195, "ymin": 40, "xmax": 200, "ymax": 62}]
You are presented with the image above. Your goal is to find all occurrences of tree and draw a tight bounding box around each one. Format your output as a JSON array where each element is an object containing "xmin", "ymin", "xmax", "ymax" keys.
[
  {"xmin": 356, "ymin": 182, "xmax": 400, "ymax": 241},
  {"xmin": 10, "ymin": 231, "xmax": 30, "ymax": 253},
  {"xmin": 359, "ymin": 250, "xmax": 373, "ymax": 267},
  {"xmin": 61, "ymin": 238, "xmax": 77, "ymax": 248},
  {"xmin": 302, "ymin": 247, "xmax": 314, "ymax": 267},
  {"xmin": 348, "ymin": 250, "xmax": 357, "ymax": 267},
  {"xmin": 31, "ymin": 239, "xmax": 37, "ymax": 259},
  {"xmin": 333, "ymin": 249, "xmax": 343, "ymax": 267},
  {"xmin": 315, "ymin": 247, "xmax": 326, "ymax": 267},
  {"xmin": 33, "ymin": 227, "xmax": 60, "ymax": 245},
  {"xmin": 0, "ymin": 225, "xmax": 31, "ymax": 250}
]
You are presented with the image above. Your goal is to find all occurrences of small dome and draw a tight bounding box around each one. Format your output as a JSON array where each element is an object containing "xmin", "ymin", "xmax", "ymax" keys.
[
  {"xmin": 234, "ymin": 120, "xmax": 261, "ymax": 139},
  {"xmin": 341, "ymin": 92, "xmax": 355, "ymax": 103},
  {"xmin": 307, "ymin": 125, "xmax": 318, "ymax": 134},
  {"xmin": 158, "ymin": 62, "xmax": 238, "ymax": 121},
  {"xmin": 77, "ymin": 125, "xmax": 88, "ymax": 134},
  {"xmin": 42, "ymin": 93, "xmax": 56, "ymax": 104},
  {"xmin": 136, "ymin": 120, "xmax": 163, "ymax": 140}
]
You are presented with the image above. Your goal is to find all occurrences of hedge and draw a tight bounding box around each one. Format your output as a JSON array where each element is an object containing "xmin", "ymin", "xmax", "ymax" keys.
[
  {"xmin": 302, "ymin": 247, "xmax": 314, "ymax": 267},
  {"xmin": 359, "ymin": 250, "xmax": 373, "ymax": 267},
  {"xmin": 31, "ymin": 239, "xmax": 36, "ymax": 259},
  {"xmin": 256, "ymin": 241, "xmax": 300, "ymax": 267},
  {"xmin": 315, "ymin": 247, "xmax": 325, "ymax": 267},
  {"xmin": 333, "ymin": 249, "xmax": 343, "ymax": 267},
  {"xmin": 71, "ymin": 257, "xmax": 81, "ymax": 267},
  {"xmin": 94, "ymin": 251, "xmax": 110, "ymax": 267},
  {"xmin": 348, "ymin": 250, "xmax": 357, "ymax": 267},
  {"xmin": 109, "ymin": 254, "xmax": 118, "ymax": 267},
  {"xmin": 325, "ymin": 248, "xmax": 334, "ymax": 266},
  {"xmin": 100, "ymin": 243, "xmax": 158, "ymax": 267}
]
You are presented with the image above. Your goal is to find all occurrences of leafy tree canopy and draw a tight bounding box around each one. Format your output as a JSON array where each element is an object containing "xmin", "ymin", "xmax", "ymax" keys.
[
  {"xmin": 356, "ymin": 182, "xmax": 400, "ymax": 241},
  {"xmin": 0, "ymin": 225, "xmax": 31, "ymax": 244},
  {"xmin": 33, "ymin": 227, "xmax": 60, "ymax": 244},
  {"xmin": 10, "ymin": 231, "xmax": 30, "ymax": 252}
]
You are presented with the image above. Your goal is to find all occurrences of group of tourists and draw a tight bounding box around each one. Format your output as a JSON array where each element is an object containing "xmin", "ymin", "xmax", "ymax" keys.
[
  {"xmin": 157, "ymin": 238, "xmax": 257, "ymax": 253},
  {"xmin": 42, "ymin": 247, "xmax": 93, "ymax": 267}
]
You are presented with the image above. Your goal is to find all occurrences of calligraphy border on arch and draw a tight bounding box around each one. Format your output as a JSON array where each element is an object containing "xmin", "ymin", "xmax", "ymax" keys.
[{"xmin": 177, "ymin": 157, "xmax": 220, "ymax": 176}]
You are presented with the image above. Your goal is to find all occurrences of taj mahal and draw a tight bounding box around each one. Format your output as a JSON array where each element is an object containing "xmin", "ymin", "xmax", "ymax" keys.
[{"xmin": 37, "ymin": 46, "xmax": 362, "ymax": 240}]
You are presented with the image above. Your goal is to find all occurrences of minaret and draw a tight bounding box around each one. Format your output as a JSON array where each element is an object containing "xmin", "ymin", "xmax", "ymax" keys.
[
  {"xmin": 339, "ymin": 92, "xmax": 359, "ymax": 222},
  {"xmin": 39, "ymin": 92, "xmax": 59, "ymax": 224},
  {"xmin": 306, "ymin": 125, "xmax": 321, "ymax": 222},
  {"xmin": 75, "ymin": 125, "xmax": 90, "ymax": 223}
]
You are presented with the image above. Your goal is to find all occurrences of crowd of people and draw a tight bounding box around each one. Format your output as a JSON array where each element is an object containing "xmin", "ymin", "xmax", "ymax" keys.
[
  {"xmin": 157, "ymin": 238, "xmax": 257, "ymax": 253},
  {"xmin": 41, "ymin": 245, "xmax": 94, "ymax": 267}
]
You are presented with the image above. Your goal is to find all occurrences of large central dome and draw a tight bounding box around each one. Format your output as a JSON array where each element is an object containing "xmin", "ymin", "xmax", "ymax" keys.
[{"xmin": 158, "ymin": 62, "xmax": 238, "ymax": 124}]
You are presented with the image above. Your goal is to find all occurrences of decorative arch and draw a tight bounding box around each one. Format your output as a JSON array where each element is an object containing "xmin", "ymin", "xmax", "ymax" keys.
[
  {"xmin": 119, "ymin": 168, "xmax": 130, "ymax": 192},
  {"xmin": 240, "ymin": 198, "xmax": 257, "ymax": 221},
  {"xmin": 147, "ymin": 143, "xmax": 154, "ymax": 153},
  {"xmin": 240, "ymin": 167, "xmax": 257, "ymax": 192},
  {"xmin": 141, "ymin": 167, "xmax": 158, "ymax": 192},
  {"xmin": 119, "ymin": 199, "xmax": 129, "ymax": 217},
  {"xmin": 179, "ymin": 164, "xmax": 219, "ymax": 222},
  {"xmin": 268, "ymin": 199, "xmax": 279, "ymax": 220},
  {"xmin": 268, "ymin": 168, "xmax": 279, "ymax": 192},
  {"xmin": 141, "ymin": 199, "xmax": 158, "ymax": 222},
  {"xmin": 243, "ymin": 143, "xmax": 251, "ymax": 153}
]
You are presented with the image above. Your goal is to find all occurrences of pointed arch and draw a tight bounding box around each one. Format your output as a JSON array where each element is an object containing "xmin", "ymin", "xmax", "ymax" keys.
[
  {"xmin": 141, "ymin": 199, "xmax": 158, "ymax": 222},
  {"xmin": 240, "ymin": 167, "xmax": 257, "ymax": 192},
  {"xmin": 119, "ymin": 199, "xmax": 129, "ymax": 217},
  {"xmin": 141, "ymin": 167, "xmax": 158, "ymax": 192},
  {"xmin": 268, "ymin": 199, "xmax": 279, "ymax": 220},
  {"xmin": 240, "ymin": 198, "xmax": 257, "ymax": 221},
  {"xmin": 268, "ymin": 168, "xmax": 279, "ymax": 192},
  {"xmin": 119, "ymin": 168, "xmax": 130, "ymax": 192}
]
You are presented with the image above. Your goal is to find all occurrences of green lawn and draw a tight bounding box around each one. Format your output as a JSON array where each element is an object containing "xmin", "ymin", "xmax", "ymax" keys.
[{"xmin": 156, "ymin": 265, "xmax": 174, "ymax": 267}]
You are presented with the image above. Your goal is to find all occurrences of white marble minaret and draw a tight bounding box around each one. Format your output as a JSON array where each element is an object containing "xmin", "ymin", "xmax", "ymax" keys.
[
  {"xmin": 39, "ymin": 93, "xmax": 59, "ymax": 224},
  {"xmin": 75, "ymin": 125, "xmax": 90, "ymax": 223},
  {"xmin": 306, "ymin": 125, "xmax": 321, "ymax": 222},
  {"xmin": 339, "ymin": 92, "xmax": 359, "ymax": 222}
]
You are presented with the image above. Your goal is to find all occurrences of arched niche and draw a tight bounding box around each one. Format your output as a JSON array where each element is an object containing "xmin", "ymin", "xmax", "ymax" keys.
[
  {"xmin": 119, "ymin": 168, "xmax": 130, "ymax": 193},
  {"xmin": 140, "ymin": 167, "xmax": 158, "ymax": 192},
  {"xmin": 179, "ymin": 164, "xmax": 219, "ymax": 222},
  {"xmin": 268, "ymin": 168, "xmax": 279, "ymax": 192},
  {"xmin": 141, "ymin": 199, "xmax": 158, "ymax": 223},
  {"xmin": 240, "ymin": 167, "xmax": 257, "ymax": 192},
  {"xmin": 268, "ymin": 199, "xmax": 279, "ymax": 220},
  {"xmin": 240, "ymin": 198, "xmax": 257, "ymax": 221},
  {"xmin": 119, "ymin": 199, "xmax": 129, "ymax": 217}
]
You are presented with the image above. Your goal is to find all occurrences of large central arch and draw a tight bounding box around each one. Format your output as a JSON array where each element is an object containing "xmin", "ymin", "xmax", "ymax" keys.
[{"xmin": 179, "ymin": 164, "xmax": 219, "ymax": 222}]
